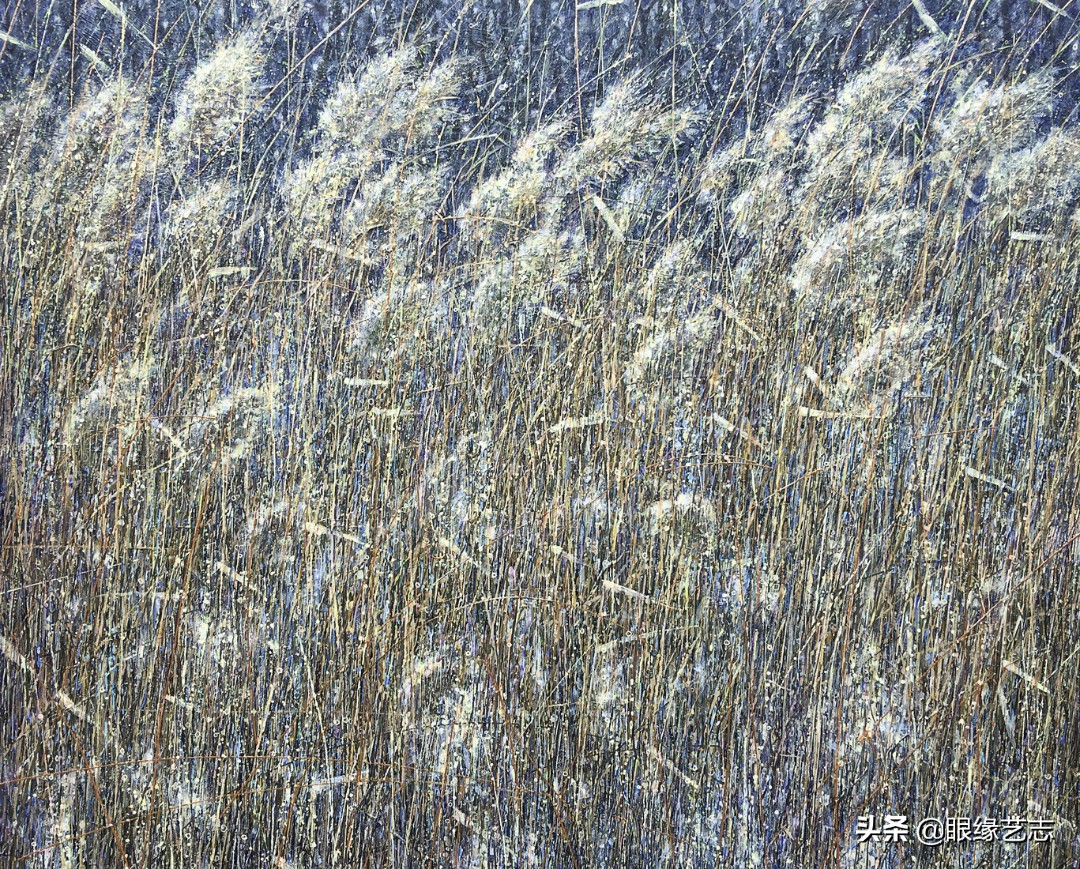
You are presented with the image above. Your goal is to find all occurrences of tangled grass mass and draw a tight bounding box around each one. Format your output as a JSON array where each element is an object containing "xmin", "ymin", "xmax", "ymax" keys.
[{"xmin": 1, "ymin": 0, "xmax": 1079, "ymax": 865}]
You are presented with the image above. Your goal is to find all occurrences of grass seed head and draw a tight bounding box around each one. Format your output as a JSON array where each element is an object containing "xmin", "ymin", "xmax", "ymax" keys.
[{"xmin": 169, "ymin": 31, "xmax": 263, "ymax": 153}]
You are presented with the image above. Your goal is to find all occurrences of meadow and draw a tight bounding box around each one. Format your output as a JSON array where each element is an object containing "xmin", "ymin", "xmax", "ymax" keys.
[{"xmin": 1, "ymin": 1, "xmax": 1079, "ymax": 865}]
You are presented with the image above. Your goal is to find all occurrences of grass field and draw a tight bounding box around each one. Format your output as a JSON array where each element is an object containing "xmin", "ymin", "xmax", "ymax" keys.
[{"xmin": 2, "ymin": 2, "xmax": 1080, "ymax": 866}]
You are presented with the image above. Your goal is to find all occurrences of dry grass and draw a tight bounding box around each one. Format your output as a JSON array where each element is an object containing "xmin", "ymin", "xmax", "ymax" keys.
[{"xmin": 1, "ymin": 7, "xmax": 1079, "ymax": 869}]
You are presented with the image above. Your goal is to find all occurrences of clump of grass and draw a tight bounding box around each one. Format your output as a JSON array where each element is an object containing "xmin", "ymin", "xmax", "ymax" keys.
[{"xmin": 2, "ymin": 17, "xmax": 1079, "ymax": 869}]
